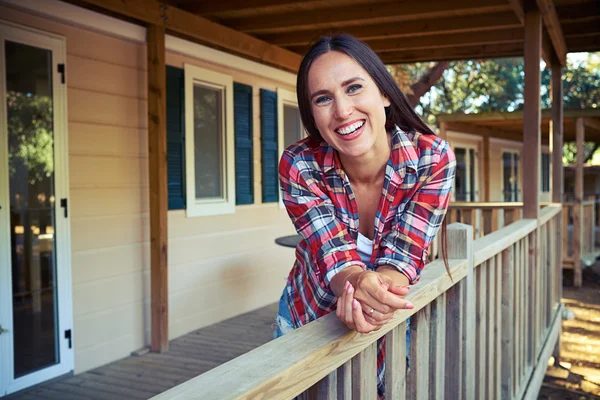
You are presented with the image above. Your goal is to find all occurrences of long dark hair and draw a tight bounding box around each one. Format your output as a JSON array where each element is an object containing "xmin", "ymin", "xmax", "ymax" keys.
[
  {"xmin": 296, "ymin": 34, "xmax": 435, "ymax": 141},
  {"xmin": 296, "ymin": 34, "xmax": 452, "ymax": 281}
]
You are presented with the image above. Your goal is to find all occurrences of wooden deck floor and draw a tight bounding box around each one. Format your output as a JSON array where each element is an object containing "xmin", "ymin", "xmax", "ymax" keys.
[{"xmin": 6, "ymin": 303, "xmax": 278, "ymax": 400}]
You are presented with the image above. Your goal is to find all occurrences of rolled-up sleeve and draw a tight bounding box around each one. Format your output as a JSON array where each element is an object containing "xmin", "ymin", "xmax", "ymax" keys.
[
  {"xmin": 374, "ymin": 141, "xmax": 456, "ymax": 284},
  {"xmin": 279, "ymin": 150, "xmax": 365, "ymax": 287}
]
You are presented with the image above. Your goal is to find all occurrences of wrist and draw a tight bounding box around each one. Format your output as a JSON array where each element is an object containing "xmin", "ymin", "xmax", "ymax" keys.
[{"xmin": 331, "ymin": 265, "xmax": 363, "ymax": 297}]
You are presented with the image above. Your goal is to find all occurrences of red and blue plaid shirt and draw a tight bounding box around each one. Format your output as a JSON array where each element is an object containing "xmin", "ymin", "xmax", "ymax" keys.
[{"xmin": 278, "ymin": 127, "xmax": 455, "ymax": 396}]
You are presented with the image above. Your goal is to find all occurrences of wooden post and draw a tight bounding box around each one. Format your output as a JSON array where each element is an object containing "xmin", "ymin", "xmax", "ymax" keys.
[
  {"xmin": 522, "ymin": 5, "xmax": 542, "ymax": 220},
  {"xmin": 445, "ymin": 223, "xmax": 474, "ymax": 399},
  {"xmin": 439, "ymin": 121, "xmax": 448, "ymax": 140},
  {"xmin": 148, "ymin": 24, "xmax": 169, "ymax": 352},
  {"xmin": 573, "ymin": 118, "xmax": 585, "ymax": 287},
  {"xmin": 483, "ymin": 136, "xmax": 491, "ymax": 202},
  {"xmin": 385, "ymin": 322, "xmax": 407, "ymax": 400},
  {"xmin": 501, "ymin": 244, "xmax": 515, "ymax": 399},
  {"xmin": 352, "ymin": 342, "xmax": 378, "ymax": 399},
  {"xmin": 550, "ymin": 61, "xmax": 563, "ymax": 362}
]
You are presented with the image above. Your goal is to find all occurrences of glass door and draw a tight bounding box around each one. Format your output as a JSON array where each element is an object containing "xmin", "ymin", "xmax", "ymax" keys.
[
  {"xmin": 502, "ymin": 151, "xmax": 521, "ymax": 202},
  {"xmin": 0, "ymin": 21, "xmax": 73, "ymax": 396}
]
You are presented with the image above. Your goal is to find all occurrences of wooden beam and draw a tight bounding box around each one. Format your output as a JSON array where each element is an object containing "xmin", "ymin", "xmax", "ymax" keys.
[
  {"xmin": 574, "ymin": 118, "xmax": 585, "ymax": 287},
  {"xmin": 522, "ymin": 6, "xmax": 542, "ymax": 220},
  {"xmin": 551, "ymin": 63, "xmax": 563, "ymax": 204},
  {"xmin": 556, "ymin": 2, "xmax": 600, "ymax": 22},
  {"xmin": 368, "ymin": 28, "xmax": 524, "ymax": 52},
  {"xmin": 147, "ymin": 24, "xmax": 169, "ymax": 352},
  {"xmin": 585, "ymin": 118, "xmax": 600, "ymax": 132},
  {"xmin": 178, "ymin": 0, "xmax": 310, "ymax": 15},
  {"xmin": 508, "ymin": 0, "xmax": 525, "ymax": 24},
  {"xmin": 226, "ymin": 0, "xmax": 511, "ymax": 33},
  {"xmin": 566, "ymin": 34, "xmax": 600, "ymax": 52},
  {"xmin": 378, "ymin": 42, "xmax": 524, "ymax": 64},
  {"xmin": 438, "ymin": 108, "xmax": 600, "ymax": 123},
  {"xmin": 536, "ymin": 0, "xmax": 567, "ymax": 65},
  {"xmin": 483, "ymin": 136, "xmax": 491, "ymax": 202},
  {"xmin": 67, "ymin": 0, "xmax": 301, "ymax": 71},
  {"xmin": 445, "ymin": 121, "xmax": 524, "ymax": 142},
  {"xmin": 259, "ymin": 12, "xmax": 521, "ymax": 46}
]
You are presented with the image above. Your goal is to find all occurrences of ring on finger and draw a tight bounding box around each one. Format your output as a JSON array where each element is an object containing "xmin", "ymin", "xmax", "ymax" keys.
[{"xmin": 369, "ymin": 308, "xmax": 375, "ymax": 315}]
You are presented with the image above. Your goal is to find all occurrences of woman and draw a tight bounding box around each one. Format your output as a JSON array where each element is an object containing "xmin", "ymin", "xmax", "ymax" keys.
[{"xmin": 276, "ymin": 34, "xmax": 456, "ymax": 397}]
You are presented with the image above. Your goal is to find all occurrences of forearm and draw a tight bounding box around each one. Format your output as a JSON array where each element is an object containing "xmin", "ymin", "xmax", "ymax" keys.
[{"xmin": 330, "ymin": 265, "xmax": 364, "ymax": 298}]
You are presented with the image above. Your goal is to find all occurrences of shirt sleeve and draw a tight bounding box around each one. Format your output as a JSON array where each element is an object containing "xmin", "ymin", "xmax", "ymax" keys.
[
  {"xmin": 279, "ymin": 150, "xmax": 365, "ymax": 288},
  {"xmin": 374, "ymin": 140, "xmax": 456, "ymax": 284}
]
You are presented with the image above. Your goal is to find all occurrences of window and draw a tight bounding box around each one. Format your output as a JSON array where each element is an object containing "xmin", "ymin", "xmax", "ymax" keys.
[
  {"xmin": 184, "ymin": 64, "xmax": 235, "ymax": 216},
  {"xmin": 502, "ymin": 151, "xmax": 520, "ymax": 202},
  {"xmin": 453, "ymin": 146, "xmax": 478, "ymax": 202},
  {"xmin": 261, "ymin": 89, "xmax": 279, "ymax": 203},
  {"xmin": 278, "ymin": 88, "xmax": 304, "ymax": 151},
  {"xmin": 541, "ymin": 152, "xmax": 551, "ymax": 193},
  {"xmin": 233, "ymin": 83, "xmax": 254, "ymax": 205}
]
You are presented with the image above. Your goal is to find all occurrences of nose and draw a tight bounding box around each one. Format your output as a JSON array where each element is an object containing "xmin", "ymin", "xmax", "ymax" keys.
[{"xmin": 333, "ymin": 95, "xmax": 353, "ymax": 120}]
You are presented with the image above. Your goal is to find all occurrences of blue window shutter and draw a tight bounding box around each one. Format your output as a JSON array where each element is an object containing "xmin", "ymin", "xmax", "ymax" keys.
[
  {"xmin": 234, "ymin": 83, "xmax": 254, "ymax": 205},
  {"xmin": 260, "ymin": 89, "xmax": 279, "ymax": 203},
  {"xmin": 166, "ymin": 65, "xmax": 186, "ymax": 210}
]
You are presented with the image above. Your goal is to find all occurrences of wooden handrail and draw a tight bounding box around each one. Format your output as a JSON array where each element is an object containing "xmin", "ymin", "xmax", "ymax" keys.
[
  {"xmin": 152, "ymin": 211, "xmax": 564, "ymax": 400},
  {"xmin": 150, "ymin": 259, "xmax": 468, "ymax": 400}
]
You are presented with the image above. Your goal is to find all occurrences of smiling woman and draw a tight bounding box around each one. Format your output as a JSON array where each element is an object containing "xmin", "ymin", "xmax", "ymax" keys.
[{"xmin": 276, "ymin": 34, "xmax": 456, "ymax": 398}]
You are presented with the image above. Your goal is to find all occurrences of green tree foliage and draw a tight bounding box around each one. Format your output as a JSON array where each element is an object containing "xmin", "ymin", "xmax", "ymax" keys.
[
  {"xmin": 7, "ymin": 91, "xmax": 54, "ymax": 183},
  {"xmin": 390, "ymin": 53, "xmax": 599, "ymax": 164}
]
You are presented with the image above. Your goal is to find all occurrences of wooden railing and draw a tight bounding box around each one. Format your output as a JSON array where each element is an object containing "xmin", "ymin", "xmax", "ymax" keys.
[
  {"xmin": 562, "ymin": 200, "xmax": 597, "ymax": 265},
  {"xmin": 448, "ymin": 202, "xmax": 526, "ymax": 239},
  {"xmin": 152, "ymin": 204, "xmax": 563, "ymax": 400}
]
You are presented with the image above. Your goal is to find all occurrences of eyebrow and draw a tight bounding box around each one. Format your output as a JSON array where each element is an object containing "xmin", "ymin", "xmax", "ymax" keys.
[{"xmin": 310, "ymin": 77, "xmax": 365, "ymax": 101}]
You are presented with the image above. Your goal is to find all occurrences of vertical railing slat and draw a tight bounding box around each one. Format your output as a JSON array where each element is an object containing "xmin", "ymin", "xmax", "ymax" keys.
[
  {"xmin": 527, "ymin": 231, "xmax": 536, "ymax": 370},
  {"xmin": 486, "ymin": 256, "xmax": 496, "ymax": 399},
  {"xmin": 495, "ymin": 252, "xmax": 503, "ymax": 400},
  {"xmin": 429, "ymin": 293, "xmax": 446, "ymax": 400},
  {"xmin": 384, "ymin": 322, "xmax": 406, "ymax": 400},
  {"xmin": 337, "ymin": 361, "xmax": 352, "ymax": 400},
  {"xmin": 351, "ymin": 342, "xmax": 378, "ymax": 399},
  {"xmin": 475, "ymin": 263, "xmax": 487, "ymax": 399},
  {"xmin": 501, "ymin": 245, "xmax": 515, "ymax": 399},
  {"xmin": 309, "ymin": 370, "xmax": 337, "ymax": 400},
  {"xmin": 407, "ymin": 305, "xmax": 430, "ymax": 399}
]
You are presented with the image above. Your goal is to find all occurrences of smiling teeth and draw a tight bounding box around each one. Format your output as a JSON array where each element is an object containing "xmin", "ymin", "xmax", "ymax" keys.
[{"xmin": 337, "ymin": 121, "xmax": 364, "ymax": 135}]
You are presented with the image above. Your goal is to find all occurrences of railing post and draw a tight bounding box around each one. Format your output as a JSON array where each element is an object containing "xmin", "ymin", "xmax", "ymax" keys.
[{"xmin": 445, "ymin": 223, "xmax": 474, "ymax": 400}]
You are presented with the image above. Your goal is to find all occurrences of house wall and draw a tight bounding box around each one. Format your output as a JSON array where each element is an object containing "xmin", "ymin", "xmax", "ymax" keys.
[
  {"xmin": 0, "ymin": 2, "xmax": 296, "ymax": 375},
  {"xmin": 447, "ymin": 131, "xmax": 552, "ymax": 204}
]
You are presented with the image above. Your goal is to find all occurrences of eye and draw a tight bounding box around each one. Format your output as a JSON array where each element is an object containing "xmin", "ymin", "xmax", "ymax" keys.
[
  {"xmin": 347, "ymin": 84, "xmax": 362, "ymax": 94},
  {"xmin": 315, "ymin": 95, "xmax": 331, "ymax": 105}
]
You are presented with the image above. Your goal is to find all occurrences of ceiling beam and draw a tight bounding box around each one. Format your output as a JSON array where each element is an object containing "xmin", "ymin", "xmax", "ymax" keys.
[
  {"xmin": 536, "ymin": 0, "xmax": 567, "ymax": 65},
  {"xmin": 585, "ymin": 118, "xmax": 600, "ymax": 132},
  {"xmin": 176, "ymin": 0, "xmax": 310, "ymax": 15},
  {"xmin": 66, "ymin": 0, "xmax": 301, "ymax": 72},
  {"xmin": 259, "ymin": 12, "xmax": 521, "ymax": 46},
  {"xmin": 566, "ymin": 33, "xmax": 600, "ymax": 52},
  {"xmin": 556, "ymin": 2, "xmax": 600, "ymax": 22},
  {"xmin": 225, "ymin": 0, "xmax": 511, "ymax": 34},
  {"xmin": 379, "ymin": 42, "xmax": 524, "ymax": 64},
  {"xmin": 445, "ymin": 121, "xmax": 526, "ymax": 142}
]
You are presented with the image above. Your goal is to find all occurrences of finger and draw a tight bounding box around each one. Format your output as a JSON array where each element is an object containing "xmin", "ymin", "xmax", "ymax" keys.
[
  {"xmin": 345, "ymin": 284, "xmax": 355, "ymax": 328},
  {"xmin": 352, "ymin": 299, "xmax": 376, "ymax": 334},
  {"xmin": 336, "ymin": 281, "xmax": 349, "ymax": 319},
  {"xmin": 388, "ymin": 284, "xmax": 411, "ymax": 297},
  {"xmin": 364, "ymin": 310, "xmax": 394, "ymax": 325}
]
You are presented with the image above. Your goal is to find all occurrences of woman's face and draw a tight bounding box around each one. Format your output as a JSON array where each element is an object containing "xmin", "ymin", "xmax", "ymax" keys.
[{"xmin": 307, "ymin": 51, "xmax": 390, "ymax": 159}]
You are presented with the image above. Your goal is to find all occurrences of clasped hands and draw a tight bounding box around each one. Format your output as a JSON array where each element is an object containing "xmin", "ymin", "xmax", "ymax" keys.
[{"xmin": 334, "ymin": 266, "xmax": 413, "ymax": 334}]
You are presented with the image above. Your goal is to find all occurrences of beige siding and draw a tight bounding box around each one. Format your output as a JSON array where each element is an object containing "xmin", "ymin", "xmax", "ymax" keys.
[
  {"xmin": 165, "ymin": 51, "xmax": 297, "ymax": 338},
  {"xmin": 1, "ymin": 3, "xmax": 297, "ymax": 376},
  {"xmin": 0, "ymin": 4, "xmax": 150, "ymax": 374}
]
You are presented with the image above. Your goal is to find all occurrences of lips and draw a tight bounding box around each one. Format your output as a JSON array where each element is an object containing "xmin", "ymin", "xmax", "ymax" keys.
[{"xmin": 335, "ymin": 120, "xmax": 365, "ymax": 136}]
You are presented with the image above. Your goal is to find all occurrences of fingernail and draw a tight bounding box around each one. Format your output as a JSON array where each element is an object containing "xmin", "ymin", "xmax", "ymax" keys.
[
  {"xmin": 406, "ymin": 303, "xmax": 414, "ymax": 310},
  {"xmin": 402, "ymin": 285, "xmax": 411, "ymax": 290},
  {"xmin": 353, "ymin": 299, "xmax": 359, "ymax": 308},
  {"xmin": 347, "ymin": 285, "xmax": 354, "ymax": 294}
]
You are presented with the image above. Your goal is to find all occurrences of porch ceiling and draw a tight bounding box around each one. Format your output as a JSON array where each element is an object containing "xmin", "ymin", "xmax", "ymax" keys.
[
  {"xmin": 165, "ymin": 0, "xmax": 600, "ymax": 64},
  {"xmin": 438, "ymin": 109, "xmax": 600, "ymax": 143}
]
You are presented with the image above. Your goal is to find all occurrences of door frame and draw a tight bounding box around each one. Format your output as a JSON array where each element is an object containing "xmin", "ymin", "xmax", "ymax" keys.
[
  {"xmin": 451, "ymin": 143, "xmax": 480, "ymax": 202},
  {"xmin": 500, "ymin": 147, "xmax": 522, "ymax": 202},
  {"xmin": 0, "ymin": 19, "xmax": 73, "ymax": 396}
]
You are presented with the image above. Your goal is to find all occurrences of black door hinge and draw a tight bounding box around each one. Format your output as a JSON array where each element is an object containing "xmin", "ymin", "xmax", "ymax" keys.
[
  {"xmin": 57, "ymin": 64, "xmax": 65, "ymax": 84},
  {"xmin": 65, "ymin": 329, "xmax": 72, "ymax": 349},
  {"xmin": 60, "ymin": 198, "xmax": 68, "ymax": 218}
]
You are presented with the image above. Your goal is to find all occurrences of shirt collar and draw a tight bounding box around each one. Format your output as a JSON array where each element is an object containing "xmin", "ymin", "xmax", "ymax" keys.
[{"xmin": 318, "ymin": 126, "xmax": 420, "ymax": 176}]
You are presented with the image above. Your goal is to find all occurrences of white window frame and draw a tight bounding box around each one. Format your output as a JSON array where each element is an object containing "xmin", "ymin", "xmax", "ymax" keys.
[
  {"xmin": 500, "ymin": 148, "xmax": 522, "ymax": 202},
  {"xmin": 277, "ymin": 87, "xmax": 304, "ymax": 157},
  {"xmin": 450, "ymin": 144, "xmax": 479, "ymax": 203},
  {"xmin": 184, "ymin": 63, "xmax": 235, "ymax": 217}
]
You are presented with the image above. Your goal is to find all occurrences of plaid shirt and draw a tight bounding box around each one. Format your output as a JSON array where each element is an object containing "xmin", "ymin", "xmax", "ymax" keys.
[{"xmin": 278, "ymin": 127, "xmax": 455, "ymax": 396}]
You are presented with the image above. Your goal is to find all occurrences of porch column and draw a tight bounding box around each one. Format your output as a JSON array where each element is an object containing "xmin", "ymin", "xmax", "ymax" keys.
[
  {"xmin": 483, "ymin": 136, "xmax": 490, "ymax": 202},
  {"xmin": 148, "ymin": 24, "xmax": 169, "ymax": 352},
  {"xmin": 523, "ymin": 5, "xmax": 542, "ymax": 220},
  {"xmin": 550, "ymin": 59, "xmax": 564, "ymax": 362},
  {"xmin": 573, "ymin": 118, "xmax": 585, "ymax": 287}
]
